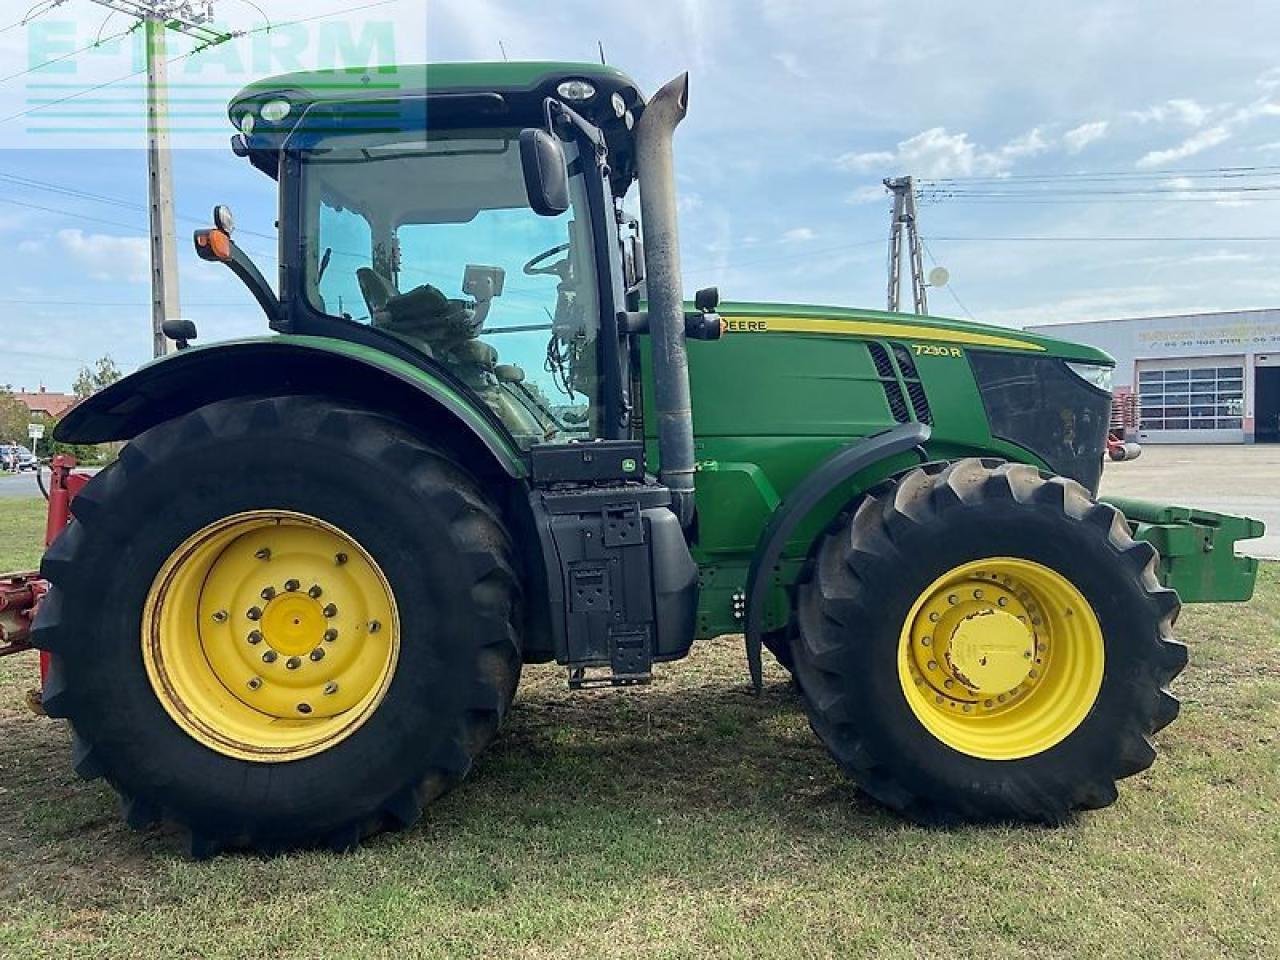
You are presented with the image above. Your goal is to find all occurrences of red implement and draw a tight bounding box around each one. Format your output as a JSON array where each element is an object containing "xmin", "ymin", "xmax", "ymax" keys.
[{"xmin": 0, "ymin": 455, "xmax": 84, "ymax": 710}]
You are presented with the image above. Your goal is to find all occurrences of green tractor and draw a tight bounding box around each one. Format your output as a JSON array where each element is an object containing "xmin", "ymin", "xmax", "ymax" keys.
[{"xmin": 33, "ymin": 63, "xmax": 1263, "ymax": 855}]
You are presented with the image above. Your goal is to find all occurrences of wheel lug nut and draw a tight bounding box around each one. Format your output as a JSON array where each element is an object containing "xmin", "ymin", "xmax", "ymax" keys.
[
  {"xmin": 920, "ymin": 636, "xmax": 931, "ymax": 647},
  {"xmin": 973, "ymin": 589, "xmax": 983, "ymax": 600},
  {"xmin": 368, "ymin": 620, "xmax": 381, "ymax": 634},
  {"xmin": 211, "ymin": 609, "xmax": 228, "ymax": 623},
  {"xmin": 943, "ymin": 679, "xmax": 954, "ymax": 689},
  {"xmin": 927, "ymin": 660, "xmax": 938, "ymax": 671},
  {"xmin": 262, "ymin": 650, "xmax": 278, "ymax": 664},
  {"xmin": 247, "ymin": 677, "xmax": 263, "ymax": 691},
  {"xmin": 310, "ymin": 648, "xmax": 325, "ymax": 662},
  {"xmin": 286, "ymin": 656, "xmax": 302, "ymax": 670},
  {"xmin": 998, "ymin": 597, "xmax": 1008, "ymax": 607},
  {"xmin": 929, "ymin": 612, "xmax": 940, "ymax": 623},
  {"xmin": 322, "ymin": 604, "xmax": 338, "ymax": 618},
  {"xmin": 284, "ymin": 579, "xmax": 300, "ymax": 592},
  {"xmin": 246, "ymin": 606, "xmax": 262, "ymax": 621},
  {"xmin": 324, "ymin": 682, "xmax": 339, "ymax": 696},
  {"xmin": 324, "ymin": 628, "xmax": 338, "ymax": 643},
  {"xmin": 247, "ymin": 630, "xmax": 264, "ymax": 645},
  {"xmin": 297, "ymin": 703, "xmax": 312, "ymax": 715},
  {"xmin": 261, "ymin": 586, "xmax": 276, "ymax": 601},
  {"xmin": 947, "ymin": 594, "xmax": 958, "ymax": 605},
  {"xmin": 255, "ymin": 548, "xmax": 271, "ymax": 561},
  {"xmin": 335, "ymin": 553, "xmax": 348, "ymax": 566},
  {"xmin": 308, "ymin": 585, "xmax": 323, "ymax": 599}
]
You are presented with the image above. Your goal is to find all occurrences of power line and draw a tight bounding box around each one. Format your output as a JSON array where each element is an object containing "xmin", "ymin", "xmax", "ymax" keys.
[
  {"xmin": 929, "ymin": 235, "xmax": 1280, "ymax": 243},
  {"xmin": 0, "ymin": 0, "xmax": 405, "ymax": 126},
  {"xmin": 0, "ymin": 25, "xmax": 138, "ymax": 87},
  {"xmin": 921, "ymin": 238, "xmax": 977, "ymax": 322},
  {"xmin": 918, "ymin": 164, "xmax": 1280, "ymax": 185},
  {"xmin": 0, "ymin": 194, "xmax": 279, "ymax": 261},
  {"xmin": 921, "ymin": 185, "xmax": 1280, "ymax": 198},
  {"xmin": 0, "ymin": 169, "xmax": 277, "ymax": 240},
  {"xmin": 0, "ymin": 0, "xmax": 71, "ymax": 36},
  {"xmin": 0, "ymin": 298, "xmax": 251, "ymax": 307}
]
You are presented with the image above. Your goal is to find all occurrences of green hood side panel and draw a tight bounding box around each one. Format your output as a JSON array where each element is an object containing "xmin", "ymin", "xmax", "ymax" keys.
[{"xmin": 56, "ymin": 336, "xmax": 526, "ymax": 478}]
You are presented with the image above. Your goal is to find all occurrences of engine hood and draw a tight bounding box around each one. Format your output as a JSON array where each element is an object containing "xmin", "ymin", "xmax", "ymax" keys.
[{"xmin": 712, "ymin": 301, "xmax": 1114, "ymax": 365}]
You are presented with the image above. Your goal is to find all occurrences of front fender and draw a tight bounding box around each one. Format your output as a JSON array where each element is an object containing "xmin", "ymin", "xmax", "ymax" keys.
[{"xmin": 57, "ymin": 336, "xmax": 526, "ymax": 479}]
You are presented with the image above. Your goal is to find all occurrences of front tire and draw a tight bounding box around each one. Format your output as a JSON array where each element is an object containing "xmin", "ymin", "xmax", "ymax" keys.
[
  {"xmin": 792, "ymin": 459, "xmax": 1185, "ymax": 824},
  {"xmin": 33, "ymin": 396, "xmax": 522, "ymax": 855}
]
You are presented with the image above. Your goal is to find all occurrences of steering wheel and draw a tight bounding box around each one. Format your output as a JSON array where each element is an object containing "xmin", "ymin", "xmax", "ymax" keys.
[{"xmin": 523, "ymin": 243, "xmax": 571, "ymax": 278}]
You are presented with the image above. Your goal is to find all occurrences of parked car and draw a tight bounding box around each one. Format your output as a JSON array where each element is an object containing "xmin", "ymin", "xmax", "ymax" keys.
[{"xmin": 0, "ymin": 444, "xmax": 38, "ymax": 473}]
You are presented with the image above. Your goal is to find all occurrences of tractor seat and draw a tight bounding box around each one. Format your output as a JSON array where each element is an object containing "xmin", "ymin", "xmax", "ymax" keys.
[{"xmin": 356, "ymin": 267, "xmax": 397, "ymax": 313}]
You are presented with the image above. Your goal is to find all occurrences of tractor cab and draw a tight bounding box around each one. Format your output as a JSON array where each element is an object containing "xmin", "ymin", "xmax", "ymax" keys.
[{"xmin": 222, "ymin": 64, "xmax": 650, "ymax": 447}]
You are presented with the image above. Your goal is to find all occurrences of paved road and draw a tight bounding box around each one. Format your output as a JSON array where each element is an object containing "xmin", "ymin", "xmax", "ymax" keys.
[
  {"xmin": 1100, "ymin": 444, "xmax": 1279, "ymax": 560},
  {"xmin": 0, "ymin": 472, "xmax": 44, "ymax": 500}
]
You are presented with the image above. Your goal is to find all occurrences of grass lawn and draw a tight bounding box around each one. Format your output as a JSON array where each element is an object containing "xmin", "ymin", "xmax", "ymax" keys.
[{"xmin": 0, "ymin": 494, "xmax": 1277, "ymax": 959}]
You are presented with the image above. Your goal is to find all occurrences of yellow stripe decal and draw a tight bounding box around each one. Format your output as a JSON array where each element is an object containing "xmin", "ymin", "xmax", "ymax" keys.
[{"xmin": 723, "ymin": 316, "xmax": 1045, "ymax": 351}]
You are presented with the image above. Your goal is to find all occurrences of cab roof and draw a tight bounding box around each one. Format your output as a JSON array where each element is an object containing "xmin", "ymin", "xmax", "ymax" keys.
[{"xmin": 228, "ymin": 61, "xmax": 646, "ymax": 190}]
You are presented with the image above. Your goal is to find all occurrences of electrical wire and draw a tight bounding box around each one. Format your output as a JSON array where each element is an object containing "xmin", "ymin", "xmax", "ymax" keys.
[
  {"xmin": 0, "ymin": 170, "xmax": 279, "ymax": 241},
  {"xmin": 917, "ymin": 164, "xmax": 1280, "ymax": 185},
  {"xmin": 920, "ymin": 238, "xmax": 977, "ymax": 321},
  {"xmin": 0, "ymin": 0, "xmax": 67, "ymax": 37},
  {"xmin": 929, "ymin": 235, "xmax": 1280, "ymax": 243},
  {"xmin": 0, "ymin": 26, "xmax": 137, "ymax": 88},
  {"xmin": 0, "ymin": 0, "xmax": 408, "ymax": 125}
]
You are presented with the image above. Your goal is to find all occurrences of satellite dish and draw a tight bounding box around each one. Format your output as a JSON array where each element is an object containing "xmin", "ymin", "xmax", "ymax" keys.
[{"xmin": 927, "ymin": 266, "xmax": 950, "ymax": 288}]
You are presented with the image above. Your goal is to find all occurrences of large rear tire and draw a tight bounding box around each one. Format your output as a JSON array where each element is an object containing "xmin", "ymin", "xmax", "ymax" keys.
[
  {"xmin": 792, "ymin": 459, "xmax": 1185, "ymax": 824},
  {"xmin": 33, "ymin": 396, "xmax": 522, "ymax": 856}
]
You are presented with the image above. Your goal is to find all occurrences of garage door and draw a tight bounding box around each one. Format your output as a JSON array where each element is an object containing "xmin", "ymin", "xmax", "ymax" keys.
[{"xmin": 1136, "ymin": 357, "xmax": 1245, "ymax": 443}]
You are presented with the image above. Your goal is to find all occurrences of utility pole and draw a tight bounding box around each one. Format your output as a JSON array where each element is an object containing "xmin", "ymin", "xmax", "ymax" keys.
[
  {"xmin": 86, "ymin": 2, "xmax": 234, "ymax": 357},
  {"xmin": 884, "ymin": 176, "xmax": 928, "ymax": 315}
]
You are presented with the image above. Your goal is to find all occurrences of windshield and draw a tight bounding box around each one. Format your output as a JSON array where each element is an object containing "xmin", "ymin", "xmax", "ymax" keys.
[{"xmin": 300, "ymin": 129, "xmax": 601, "ymax": 446}]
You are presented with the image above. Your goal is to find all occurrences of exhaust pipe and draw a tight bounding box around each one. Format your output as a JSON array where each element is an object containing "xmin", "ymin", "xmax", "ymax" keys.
[{"xmin": 635, "ymin": 72, "xmax": 696, "ymax": 527}]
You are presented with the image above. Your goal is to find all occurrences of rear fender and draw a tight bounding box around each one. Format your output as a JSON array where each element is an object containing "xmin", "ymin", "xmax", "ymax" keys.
[{"xmin": 55, "ymin": 337, "xmax": 527, "ymax": 481}]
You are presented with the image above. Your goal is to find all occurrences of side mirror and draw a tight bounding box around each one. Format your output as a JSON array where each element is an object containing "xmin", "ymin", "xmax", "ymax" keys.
[{"xmin": 519, "ymin": 129, "xmax": 570, "ymax": 217}]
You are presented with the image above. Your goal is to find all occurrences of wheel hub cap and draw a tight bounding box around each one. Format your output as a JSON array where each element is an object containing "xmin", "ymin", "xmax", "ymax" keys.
[
  {"xmin": 261, "ymin": 594, "xmax": 326, "ymax": 657},
  {"xmin": 946, "ymin": 609, "xmax": 1035, "ymax": 694}
]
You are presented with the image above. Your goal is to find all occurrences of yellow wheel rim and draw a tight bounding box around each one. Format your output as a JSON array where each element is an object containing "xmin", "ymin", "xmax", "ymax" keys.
[
  {"xmin": 898, "ymin": 557, "xmax": 1104, "ymax": 761},
  {"xmin": 143, "ymin": 511, "xmax": 400, "ymax": 763}
]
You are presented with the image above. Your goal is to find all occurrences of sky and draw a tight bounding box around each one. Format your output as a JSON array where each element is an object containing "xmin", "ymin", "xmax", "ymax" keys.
[{"xmin": 3, "ymin": 0, "xmax": 1280, "ymax": 390}]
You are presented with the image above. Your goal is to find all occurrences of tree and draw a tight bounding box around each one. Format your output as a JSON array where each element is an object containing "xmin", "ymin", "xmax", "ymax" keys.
[
  {"xmin": 0, "ymin": 389, "xmax": 28, "ymax": 444},
  {"xmin": 73, "ymin": 355, "xmax": 123, "ymax": 400}
]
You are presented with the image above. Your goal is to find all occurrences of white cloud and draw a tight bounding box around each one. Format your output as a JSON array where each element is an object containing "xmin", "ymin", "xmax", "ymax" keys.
[
  {"xmin": 57, "ymin": 229, "xmax": 150, "ymax": 284},
  {"xmin": 772, "ymin": 52, "xmax": 809, "ymax": 79},
  {"xmin": 781, "ymin": 227, "xmax": 816, "ymax": 243},
  {"xmin": 1063, "ymin": 120, "xmax": 1109, "ymax": 153},
  {"xmin": 677, "ymin": 192, "xmax": 704, "ymax": 215},
  {"xmin": 1136, "ymin": 125, "xmax": 1230, "ymax": 168},
  {"xmin": 837, "ymin": 125, "xmax": 1051, "ymax": 179},
  {"xmin": 17, "ymin": 239, "xmax": 44, "ymax": 255},
  {"xmin": 999, "ymin": 127, "xmax": 1050, "ymax": 161},
  {"xmin": 1129, "ymin": 98, "xmax": 1209, "ymax": 127},
  {"xmin": 847, "ymin": 184, "xmax": 888, "ymax": 205}
]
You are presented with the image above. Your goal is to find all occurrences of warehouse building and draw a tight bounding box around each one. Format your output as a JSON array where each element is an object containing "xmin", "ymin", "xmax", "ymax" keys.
[{"xmin": 1025, "ymin": 308, "xmax": 1280, "ymax": 444}]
